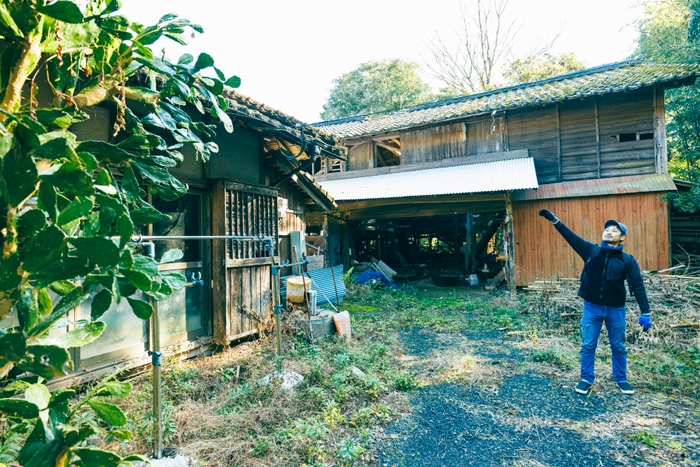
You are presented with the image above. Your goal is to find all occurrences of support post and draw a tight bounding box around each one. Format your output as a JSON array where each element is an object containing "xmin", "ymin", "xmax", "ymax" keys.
[
  {"xmin": 504, "ymin": 193, "xmax": 516, "ymax": 299},
  {"xmin": 465, "ymin": 213, "xmax": 474, "ymax": 271}
]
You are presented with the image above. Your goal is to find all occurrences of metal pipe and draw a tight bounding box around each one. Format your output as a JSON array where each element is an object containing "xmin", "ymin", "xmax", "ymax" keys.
[{"xmin": 130, "ymin": 235, "xmax": 273, "ymax": 242}]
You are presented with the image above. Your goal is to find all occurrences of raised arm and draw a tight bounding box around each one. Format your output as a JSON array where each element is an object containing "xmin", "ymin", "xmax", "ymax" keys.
[{"xmin": 538, "ymin": 209, "xmax": 597, "ymax": 261}]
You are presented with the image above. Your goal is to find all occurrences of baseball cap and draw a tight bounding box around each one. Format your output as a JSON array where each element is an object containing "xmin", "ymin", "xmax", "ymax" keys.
[{"xmin": 604, "ymin": 219, "xmax": 628, "ymax": 235}]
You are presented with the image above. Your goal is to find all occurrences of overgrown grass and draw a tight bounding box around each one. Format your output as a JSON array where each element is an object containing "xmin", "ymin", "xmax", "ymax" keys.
[{"xmin": 108, "ymin": 284, "xmax": 698, "ymax": 465}]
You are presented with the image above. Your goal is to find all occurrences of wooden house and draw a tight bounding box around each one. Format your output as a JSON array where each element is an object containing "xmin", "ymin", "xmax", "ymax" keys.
[
  {"xmin": 311, "ymin": 61, "xmax": 700, "ymax": 287},
  {"xmin": 63, "ymin": 91, "xmax": 343, "ymax": 375}
]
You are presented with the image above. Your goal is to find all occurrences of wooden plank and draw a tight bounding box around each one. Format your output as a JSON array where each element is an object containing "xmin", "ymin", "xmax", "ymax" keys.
[
  {"xmin": 348, "ymin": 141, "xmax": 373, "ymax": 171},
  {"xmin": 556, "ymin": 104, "xmax": 562, "ymax": 182},
  {"xmin": 654, "ymin": 88, "xmax": 668, "ymax": 174},
  {"xmin": 222, "ymin": 181, "xmax": 277, "ymax": 197},
  {"xmin": 211, "ymin": 180, "xmax": 229, "ymax": 344},
  {"xmin": 402, "ymin": 122, "xmax": 466, "ymax": 164}
]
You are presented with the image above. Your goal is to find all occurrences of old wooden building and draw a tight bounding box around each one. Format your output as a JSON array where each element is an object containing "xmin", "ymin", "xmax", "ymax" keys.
[
  {"xmin": 312, "ymin": 61, "xmax": 700, "ymax": 286},
  {"xmin": 62, "ymin": 92, "xmax": 343, "ymax": 373}
]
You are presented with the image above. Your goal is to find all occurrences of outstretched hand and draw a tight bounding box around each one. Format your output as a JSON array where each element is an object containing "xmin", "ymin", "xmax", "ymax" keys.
[
  {"xmin": 639, "ymin": 314, "xmax": 652, "ymax": 331},
  {"xmin": 538, "ymin": 209, "xmax": 558, "ymax": 223}
]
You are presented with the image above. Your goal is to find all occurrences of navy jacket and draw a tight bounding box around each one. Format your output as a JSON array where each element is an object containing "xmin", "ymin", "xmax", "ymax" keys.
[{"xmin": 553, "ymin": 221, "xmax": 650, "ymax": 315}]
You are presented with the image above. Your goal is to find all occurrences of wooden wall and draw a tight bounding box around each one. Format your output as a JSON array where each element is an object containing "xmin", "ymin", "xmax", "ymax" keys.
[
  {"xmin": 508, "ymin": 105, "xmax": 560, "ymax": 183},
  {"xmin": 513, "ymin": 192, "xmax": 669, "ymax": 285},
  {"xmin": 343, "ymin": 88, "xmax": 661, "ymax": 186},
  {"xmin": 401, "ymin": 122, "xmax": 466, "ymax": 164},
  {"xmin": 348, "ymin": 141, "xmax": 373, "ymax": 171}
]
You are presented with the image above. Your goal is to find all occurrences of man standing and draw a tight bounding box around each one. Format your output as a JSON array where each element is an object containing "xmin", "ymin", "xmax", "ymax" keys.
[{"xmin": 538, "ymin": 209, "xmax": 651, "ymax": 395}]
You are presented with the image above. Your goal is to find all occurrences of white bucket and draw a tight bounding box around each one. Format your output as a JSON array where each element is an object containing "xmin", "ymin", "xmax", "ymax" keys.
[{"xmin": 468, "ymin": 274, "xmax": 479, "ymax": 287}]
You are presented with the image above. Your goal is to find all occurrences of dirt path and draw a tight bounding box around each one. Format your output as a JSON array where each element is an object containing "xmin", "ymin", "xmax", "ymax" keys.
[{"xmin": 371, "ymin": 328, "xmax": 700, "ymax": 467}]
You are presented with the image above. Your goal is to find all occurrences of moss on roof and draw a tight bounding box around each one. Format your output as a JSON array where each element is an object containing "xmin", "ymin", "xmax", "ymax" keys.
[{"xmin": 315, "ymin": 61, "xmax": 700, "ymax": 140}]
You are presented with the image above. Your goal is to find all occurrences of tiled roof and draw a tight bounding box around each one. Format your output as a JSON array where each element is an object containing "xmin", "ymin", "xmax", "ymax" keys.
[
  {"xmin": 314, "ymin": 61, "xmax": 700, "ymax": 140},
  {"xmin": 319, "ymin": 157, "xmax": 538, "ymax": 201}
]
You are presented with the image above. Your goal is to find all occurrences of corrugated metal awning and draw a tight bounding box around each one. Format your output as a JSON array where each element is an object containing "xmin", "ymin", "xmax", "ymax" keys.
[
  {"xmin": 318, "ymin": 157, "xmax": 538, "ymax": 201},
  {"xmin": 512, "ymin": 174, "xmax": 677, "ymax": 201}
]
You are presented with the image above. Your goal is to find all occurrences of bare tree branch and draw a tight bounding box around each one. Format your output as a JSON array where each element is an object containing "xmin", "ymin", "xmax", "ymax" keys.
[{"xmin": 424, "ymin": 0, "xmax": 558, "ymax": 95}]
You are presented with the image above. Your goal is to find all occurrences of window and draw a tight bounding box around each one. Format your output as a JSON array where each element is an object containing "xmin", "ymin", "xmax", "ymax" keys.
[{"xmin": 617, "ymin": 132, "xmax": 654, "ymax": 143}]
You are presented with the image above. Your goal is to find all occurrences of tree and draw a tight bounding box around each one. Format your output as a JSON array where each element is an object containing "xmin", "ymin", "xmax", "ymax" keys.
[
  {"xmin": 502, "ymin": 52, "xmax": 586, "ymax": 86},
  {"xmin": 0, "ymin": 0, "xmax": 238, "ymax": 464},
  {"xmin": 424, "ymin": 0, "xmax": 557, "ymax": 95},
  {"xmin": 320, "ymin": 59, "xmax": 433, "ymax": 120},
  {"xmin": 633, "ymin": 0, "xmax": 700, "ymax": 212}
]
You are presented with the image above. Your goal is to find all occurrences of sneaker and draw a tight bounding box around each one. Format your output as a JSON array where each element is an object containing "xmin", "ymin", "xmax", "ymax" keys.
[
  {"xmin": 575, "ymin": 380, "xmax": 593, "ymax": 395},
  {"xmin": 617, "ymin": 381, "xmax": 635, "ymax": 395}
]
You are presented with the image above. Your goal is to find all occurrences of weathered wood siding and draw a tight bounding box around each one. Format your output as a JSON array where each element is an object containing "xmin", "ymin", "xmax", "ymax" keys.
[
  {"xmin": 211, "ymin": 180, "xmax": 277, "ymax": 344},
  {"xmin": 560, "ymin": 99, "xmax": 598, "ymax": 181},
  {"xmin": 507, "ymin": 106, "xmax": 560, "ymax": 183},
  {"xmin": 401, "ymin": 122, "xmax": 466, "ymax": 164},
  {"xmin": 598, "ymin": 90, "xmax": 655, "ymax": 178},
  {"xmin": 348, "ymin": 141, "xmax": 373, "ymax": 171},
  {"xmin": 513, "ymin": 192, "xmax": 669, "ymax": 285},
  {"xmin": 467, "ymin": 118, "xmax": 504, "ymax": 155}
]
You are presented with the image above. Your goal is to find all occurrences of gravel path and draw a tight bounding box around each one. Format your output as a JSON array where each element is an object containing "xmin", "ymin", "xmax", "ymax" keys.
[{"xmin": 371, "ymin": 328, "xmax": 700, "ymax": 467}]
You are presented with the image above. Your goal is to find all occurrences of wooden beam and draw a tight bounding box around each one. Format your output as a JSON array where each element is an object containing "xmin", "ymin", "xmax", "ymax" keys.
[
  {"xmin": 556, "ymin": 104, "xmax": 562, "ymax": 182},
  {"xmin": 375, "ymin": 140, "xmax": 401, "ymax": 157},
  {"xmin": 504, "ymin": 192, "xmax": 516, "ymax": 299},
  {"xmin": 653, "ymin": 87, "xmax": 668, "ymax": 174},
  {"xmin": 315, "ymin": 149, "xmax": 530, "ymax": 182},
  {"xmin": 339, "ymin": 193, "xmax": 505, "ymax": 212},
  {"xmin": 594, "ymin": 98, "xmax": 601, "ymax": 178},
  {"xmin": 343, "ymin": 200, "xmax": 505, "ymax": 220}
]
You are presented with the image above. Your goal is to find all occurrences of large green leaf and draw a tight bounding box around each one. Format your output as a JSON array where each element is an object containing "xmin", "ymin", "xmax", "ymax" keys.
[
  {"xmin": 38, "ymin": 1, "xmax": 85, "ymax": 24},
  {"xmin": 29, "ymin": 255, "xmax": 92, "ymax": 283},
  {"xmin": 225, "ymin": 75, "xmax": 242, "ymax": 88},
  {"xmin": 130, "ymin": 203, "xmax": 166, "ymax": 224},
  {"xmin": 73, "ymin": 447, "xmax": 122, "ymax": 467},
  {"xmin": 38, "ymin": 182, "xmax": 58, "ymax": 223},
  {"xmin": 0, "ymin": 398, "xmax": 39, "ymax": 418},
  {"xmin": 3, "ymin": 142, "xmax": 38, "ymax": 207},
  {"xmin": 17, "ymin": 345, "xmax": 71, "ymax": 378},
  {"xmin": 87, "ymin": 400, "xmax": 127, "ymax": 426},
  {"xmin": 120, "ymin": 269, "xmax": 151, "ymax": 291},
  {"xmin": 126, "ymin": 297, "xmax": 153, "ymax": 319},
  {"xmin": 39, "ymin": 161, "xmax": 94, "ymax": 196},
  {"xmin": 39, "ymin": 320, "xmax": 105, "ymax": 348},
  {"xmin": 0, "ymin": 331, "xmax": 27, "ymax": 361},
  {"xmin": 68, "ymin": 237, "xmax": 120, "ymax": 267},
  {"xmin": 101, "ymin": 381, "xmax": 131, "ymax": 398},
  {"xmin": 0, "ymin": 3, "xmax": 23, "ymax": 38},
  {"xmin": 28, "ymin": 137, "xmax": 75, "ymax": 161},
  {"xmin": 17, "ymin": 286, "xmax": 40, "ymax": 331},
  {"xmin": 48, "ymin": 387, "xmax": 76, "ymax": 408},
  {"xmin": 132, "ymin": 160, "xmax": 172, "ymax": 184},
  {"xmin": 37, "ymin": 287, "xmax": 52, "ymax": 314},
  {"xmin": 131, "ymin": 254, "xmax": 159, "ymax": 275},
  {"xmin": 120, "ymin": 165, "xmax": 140, "ymax": 203},
  {"xmin": 24, "ymin": 384, "xmax": 51, "ymax": 412},
  {"xmin": 91, "ymin": 288, "xmax": 113, "ymax": 319},
  {"xmin": 160, "ymin": 272, "xmax": 186, "ymax": 291},
  {"xmin": 17, "ymin": 209, "xmax": 47, "ymax": 238},
  {"xmin": 77, "ymin": 141, "xmax": 132, "ymax": 164},
  {"xmin": 116, "ymin": 134, "xmax": 163, "ymax": 151},
  {"xmin": 27, "ymin": 285, "xmax": 89, "ymax": 337},
  {"xmin": 159, "ymin": 249, "xmax": 183, "ymax": 264},
  {"xmin": 57, "ymin": 196, "xmax": 93, "ymax": 226},
  {"xmin": 34, "ymin": 109, "xmax": 88, "ymax": 129},
  {"xmin": 19, "ymin": 225, "xmax": 67, "ymax": 272}
]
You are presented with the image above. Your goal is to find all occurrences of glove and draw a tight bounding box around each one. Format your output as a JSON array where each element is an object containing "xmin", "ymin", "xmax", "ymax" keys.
[
  {"xmin": 538, "ymin": 209, "xmax": 559, "ymax": 223},
  {"xmin": 639, "ymin": 314, "xmax": 652, "ymax": 331}
]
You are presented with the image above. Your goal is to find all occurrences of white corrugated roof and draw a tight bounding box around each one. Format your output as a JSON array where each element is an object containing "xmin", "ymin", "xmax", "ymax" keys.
[{"xmin": 319, "ymin": 157, "xmax": 539, "ymax": 201}]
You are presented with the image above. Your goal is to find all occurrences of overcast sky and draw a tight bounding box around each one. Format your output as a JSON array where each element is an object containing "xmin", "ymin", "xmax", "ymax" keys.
[{"xmin": 119, "ymin": 0, "xmax": 642, "ymax": 123}]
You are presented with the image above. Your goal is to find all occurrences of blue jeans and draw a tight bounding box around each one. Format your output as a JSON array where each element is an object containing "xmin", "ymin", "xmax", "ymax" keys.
[{"xmin": 580, "ymin": 300, "xmax": 628, "ymax": 383}]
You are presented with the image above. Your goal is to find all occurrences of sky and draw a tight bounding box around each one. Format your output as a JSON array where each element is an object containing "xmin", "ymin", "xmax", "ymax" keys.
[{"xmin": 118, "ymin": 0, "xmax": 642, "ymax": 123}]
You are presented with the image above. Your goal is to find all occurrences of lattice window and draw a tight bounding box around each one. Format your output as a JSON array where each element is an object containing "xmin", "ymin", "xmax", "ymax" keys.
[{"xmin": 224, "ymin": 184, "xmax": 278, "ymax": 260}]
